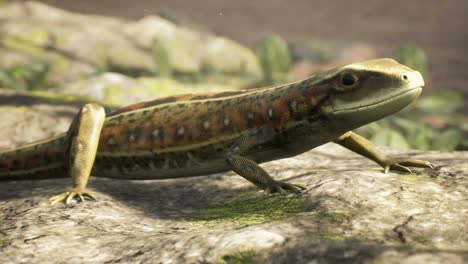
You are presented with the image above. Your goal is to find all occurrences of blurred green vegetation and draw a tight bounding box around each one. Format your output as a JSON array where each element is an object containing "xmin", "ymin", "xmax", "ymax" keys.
[
  {"xmin": 151, "ymin": 37, "xmax": 173, "ymax": 78},
  {"xmin": 357, "ymin": 89, "xmax": 467, "ymax": 151},
  {"xmin": 393, "ymin": 44, "xmax": 429, "ymax": 78},
  {"xmin": 0, "ymin": 59, "xmax": 51, "ymax": 90},
  {"xmin": 255, "ymin": 35, "xmax": 291, "ymax": 84},
  {"xmin": 357, "ymin": 44, "xmax": 467, "ymax": 151}
]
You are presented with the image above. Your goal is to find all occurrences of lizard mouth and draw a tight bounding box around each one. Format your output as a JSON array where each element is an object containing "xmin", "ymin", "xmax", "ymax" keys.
[{"xmin": 330, "ymin": 86, "xmax": 423, "ymax": 115}]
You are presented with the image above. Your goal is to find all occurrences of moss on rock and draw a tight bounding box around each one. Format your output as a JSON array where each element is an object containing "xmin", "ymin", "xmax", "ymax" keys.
[
  {"xmin": 220, "ymin": 249, "xmax": 258, "ymax": 264},
  {"xmin": 189, "ymin": 191, "xmax": 302, "ymax": 226}
]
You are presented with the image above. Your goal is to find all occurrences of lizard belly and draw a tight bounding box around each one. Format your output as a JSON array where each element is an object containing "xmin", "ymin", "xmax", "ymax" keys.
[
  {"xmin": 92, "ymin": 135, "xmax": 235, "ymax": 179},
  {"xmin": 92, "ymin": 157, "xmax": 230, "ymax": 180}
]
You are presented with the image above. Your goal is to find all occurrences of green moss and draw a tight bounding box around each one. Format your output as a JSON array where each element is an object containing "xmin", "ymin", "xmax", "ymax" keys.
[
  {"xmin": 95, "ymin": 45, "xmax": 110, "ymax": 70},
  {"xmin": 141, "ymin": 77, "xmax": 193, "ymax": 97},
  {"xmin": 0, "ymin": 237, "xmax": 8, "ymax": 248},
  {"xmin": 27, "ymin": 28, "xmax": 50, "ymax": 46},
  {"xmin": 189, "ymin": 191, "xmax": 302, "ymax": 226},
  {"xmin": 3, "ymin": 106, "xmax": 29, "ymax": 112},
  {"xmin": 103, "ymin": 85, "xmax": 125, "ymax": 106},
  {"xmin": 399, "ymin": 174, "xmax": 419, "ymax": 181},
  {"xmin": 162, "ymin": 37, "xmax": 200, "ymax": 74},
  {"xmin": 414, "ymin": 236, "xmax": 431, "ymax": 246},
  {"xmin": 321, "ymin": 212, "xmax": 347, "ymax": 223},
  {"xmin": 139, "ymin": 77, "xmax": 236, "ymax": 98},
  {"xmin": 220, "ymin": 249, "xmax": 258, "ymax": 264},
  {"xmin": 56, "ymin": 31, "xmax": 71, "ymax": 44},
  {"xmin": 1, "ymin": 35, "xmax": 45, "ymax": 57},
  {"xmin": 29, "ymin": 90, "xmax": 108, "ymax": 105},
  {"xmin": 322, "ymin": 234, "xmax": 346, "ymax": 241},
  {"xmin": 50, "ymin": 56, "xmax": 71, "ymax": 74},
  {"xmin": 316, "ymin": 213, "xmax": 348, "ymax": 241}
]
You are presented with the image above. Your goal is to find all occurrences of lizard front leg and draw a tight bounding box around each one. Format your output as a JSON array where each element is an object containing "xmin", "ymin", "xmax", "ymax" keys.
[
  {"xmin": 335, "ymin": 131, "xmax": 433, "ymax": 173},
  {"xmin": 49, "ymin": 103, "xmax": 106, "ymax": 205},
  {"xmin": 226, "ymin": 125, "xmax": 306, "ymax": 194}
]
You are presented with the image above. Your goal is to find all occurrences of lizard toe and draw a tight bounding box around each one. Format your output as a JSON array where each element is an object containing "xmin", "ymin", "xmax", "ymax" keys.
[
  {"xmin": 264, "ymin": 181, "xmax": 306, "ymax": 195},
  {"xmin": 49, "ymin": 189, "xmax": 96, "ymax": 205}
]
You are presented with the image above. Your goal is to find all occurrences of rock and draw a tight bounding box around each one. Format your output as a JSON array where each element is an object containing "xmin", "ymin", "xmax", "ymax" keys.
[
  {"xmin": 0, "ymin": 89, "xmax": 466, "ymax": 263},
  {"xmin": 0, "ymin": 1, "xmax": 262, "ymax": 88},
  {"xmin": 48, "ymin": 72, "xmax": 238, "ymax": 106}
]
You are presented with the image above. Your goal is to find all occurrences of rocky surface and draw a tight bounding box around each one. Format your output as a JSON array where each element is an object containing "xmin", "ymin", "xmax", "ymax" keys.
[
  {"xmin": 0, "ymin": 1, "xmax": 262, "ymax": 88},
  {"xmin": 0, "ymin": 90, "xmax": 467, "ymax": 263},
  {"xmin": 48, "ymin": 72, "xmax": 237, "ymax": 106}
]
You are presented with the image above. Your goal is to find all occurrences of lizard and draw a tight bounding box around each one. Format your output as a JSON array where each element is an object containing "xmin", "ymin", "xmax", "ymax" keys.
[{"xmin": 0, "ymin": 58, "xmax": 433, "ymax": 205}]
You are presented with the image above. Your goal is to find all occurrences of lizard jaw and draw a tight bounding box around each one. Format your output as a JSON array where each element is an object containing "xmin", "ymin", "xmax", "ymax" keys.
[{"xmin": 330, "ymin": 86, "xmax": 422, "ymax": 116}]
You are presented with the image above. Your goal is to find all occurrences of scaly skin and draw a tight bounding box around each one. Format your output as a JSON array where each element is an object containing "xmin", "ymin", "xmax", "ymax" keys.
[{"xmin": 0, "ymin": 58, "xmax": 433, "ymax": 204}]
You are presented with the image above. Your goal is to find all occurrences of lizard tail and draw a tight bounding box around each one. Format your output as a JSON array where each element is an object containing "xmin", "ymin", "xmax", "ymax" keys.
[{"xmin": 0, "ymin": 137, "xmax": 68, "ymax": 181}]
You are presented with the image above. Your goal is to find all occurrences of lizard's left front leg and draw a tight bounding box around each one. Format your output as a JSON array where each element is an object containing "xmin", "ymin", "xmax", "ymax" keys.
[
  {"xmin": 50, "ymin": 103, "xmax": 106, "ymax": 205},
  {"xmin": 226, "ymin": 125, "xmax": 306, "ymax": 194},
  {"xmin": 335, "ymin": 131, "xmax": 433, "ymax": 173}
]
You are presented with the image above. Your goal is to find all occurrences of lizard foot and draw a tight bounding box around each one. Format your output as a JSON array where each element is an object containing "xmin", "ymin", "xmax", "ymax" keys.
[
  {"xmin": 383, "ymin": 159, "xmax": 434, "ymax": 174},
  {"xmin": 49, "ymin": 188, "xmax": 96, "ymax": 205},
  {"xmin": 264, "ymin": 181, "xmax": 306, "ymax": 195}
]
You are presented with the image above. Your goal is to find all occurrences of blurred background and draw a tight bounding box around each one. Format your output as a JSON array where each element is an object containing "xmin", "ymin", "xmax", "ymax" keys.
[{"xmin": 0, "ymin": 0, "xmax": 467, "ymax": 150}]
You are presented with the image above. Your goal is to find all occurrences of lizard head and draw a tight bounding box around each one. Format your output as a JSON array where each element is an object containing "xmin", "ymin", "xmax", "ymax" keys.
[{"xmin": 317, "ymin": 58, "xmax": 424, "ymax": 131}]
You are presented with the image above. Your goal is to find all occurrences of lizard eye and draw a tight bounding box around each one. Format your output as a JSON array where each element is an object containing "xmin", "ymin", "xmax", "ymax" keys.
[{"xmin": 339, "ymin": 73, "xmax": 359, "ymax": 87}]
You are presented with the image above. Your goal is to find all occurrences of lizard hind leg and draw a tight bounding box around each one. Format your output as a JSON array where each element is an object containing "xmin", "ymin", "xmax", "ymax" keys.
[{"xmin": 49, "ymin": 103, "xmax": 106, "ymax": 205}]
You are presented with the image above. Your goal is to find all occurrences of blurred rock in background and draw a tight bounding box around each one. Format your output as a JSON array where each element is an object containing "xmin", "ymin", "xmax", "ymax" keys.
[{"xmin": 0, "ymin": 1, "xmax": 262, "ymax": 94}]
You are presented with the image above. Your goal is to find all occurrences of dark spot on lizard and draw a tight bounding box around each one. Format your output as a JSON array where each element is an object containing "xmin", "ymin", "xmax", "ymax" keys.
[
  {"xmin": 100, "ymin": 156, "xmax": 114, "ymax": 170},
  {"xmin": 116, "ymin": 115, "xmax": 124, "ymax": 124},
  {"xmin": 120, "ymin": 156, "xmax": 134, "ymax": 170},
  {"xmin": 12, "ymin": 159, "xmax": 22, "ymax": 168},
  {"xmin": 131, "ymin": 156, "xmax": 150, "ymax": 170},
  {"xmin": 43, "ymin": 154, "xmax": 52, "ymax": 164}
]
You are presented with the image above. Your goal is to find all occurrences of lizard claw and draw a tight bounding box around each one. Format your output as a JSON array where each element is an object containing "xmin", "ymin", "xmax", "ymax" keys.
[
  {"xmin": 264, "ymin": 181, "xmax": 306, "ymax": 195},
  {"xmin": 49, "ymin": 189, "xmax": 96, "ymax": 205},
  {"xmin": 388, "ymin": 164, "xmax": 413, "ymax": 174}
]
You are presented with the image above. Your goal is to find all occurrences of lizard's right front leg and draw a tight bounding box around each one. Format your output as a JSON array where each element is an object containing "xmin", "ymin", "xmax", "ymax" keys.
[{"xmin": 49, "ymin": 103, "xmax": 106, "ymax": 205}]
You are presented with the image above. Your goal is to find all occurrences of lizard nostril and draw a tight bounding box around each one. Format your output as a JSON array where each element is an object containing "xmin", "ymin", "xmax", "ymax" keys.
[{"xmin": 400, "ymin": 74, "xmax": 410, "ymax": 83}]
